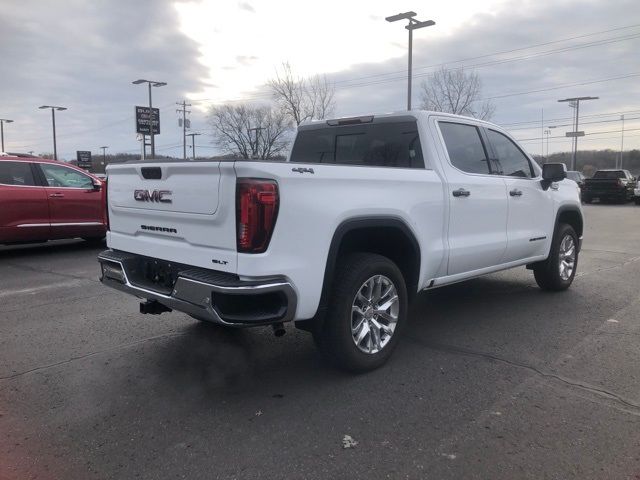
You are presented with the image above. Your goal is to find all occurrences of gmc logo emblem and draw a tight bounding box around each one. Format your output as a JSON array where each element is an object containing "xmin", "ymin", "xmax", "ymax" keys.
[{"xmin": 134, "ymin": 189, "xmax": 172, "ymax": 203}]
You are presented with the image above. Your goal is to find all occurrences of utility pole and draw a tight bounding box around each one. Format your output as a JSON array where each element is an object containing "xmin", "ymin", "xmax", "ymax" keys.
[
  {"xmin": 38, "ymin": 105, "xmax": 67, "ymax": 161},
  {"xmin": 0, "ymin": 118, "xmax": 14, "ymax": 152},
  {"xmin": 132, "ymin": 79, "xmax": 166, "ymax": 158},
  {"xmin": 385, "ymin": 12, "xmax": 435, "ymax": 111},
  {"xmin": 186, "ymin": 133, "xmax": 201, "ymax": 160},
  {"xmin": 176, "ymin": 100, "xmax": 192, "ymax": 160},
  {"xmin": 100, "ymin": 146, "xmax": 108, "ymax": 169},
  {"xmin": 248, "ymin": 126, "xmax": 263, "ymax": 159},
  {"xmin": 558, "ymin": 96, "xmax": 598, "ymax": 171},
  {"xmin": 544, "ymin": 129, "xmax": 551, "ymax": 159},
  {"xmin": 619, "ymin": 114, "xmax": 625, "ymax": 169}
]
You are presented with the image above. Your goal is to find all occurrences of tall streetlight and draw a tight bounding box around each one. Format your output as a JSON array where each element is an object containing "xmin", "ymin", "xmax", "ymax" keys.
[
  {"xmin": 39, "ymin": 106, "xmax": 67, "ymax": 160},
  {"xmin": 385, "ymin": 12, "xmax": 435, "ymax": 111},
  {"xmin": 558, "ymin": 96, "xmax": 599, "ymax": 171},
  {"xmin": 132, "ymin": 79, "xmax": 166, "ymax": 158},
  {"xmin": 186, "ymin": 132, "xmax": 201, "ymax": 160},
  {"xmin": 100, "ymin": 146, "xmax": 109, "ymax": 168},
  {"xmin": 0, "ymin": 119, "xmax": 13, "ymax": 152},
  {"xmin": 619, "ymin": 115, "xmax": 625, "ymax": 169}
]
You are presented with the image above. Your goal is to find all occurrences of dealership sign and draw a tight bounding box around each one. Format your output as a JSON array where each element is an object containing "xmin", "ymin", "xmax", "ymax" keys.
[
  {"xmin": 76, "ymin": 150, "xmax": 92, "ymax": 169},
  {"xmin": 135, "ymin": 106, "xmax": 160, "ymax": 135}
]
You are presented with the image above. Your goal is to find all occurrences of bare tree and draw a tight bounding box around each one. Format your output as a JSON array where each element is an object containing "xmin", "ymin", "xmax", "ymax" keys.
[
  {"xmin": 208, "ymin": 103, "xmax": 292, "ymax": 160},
  {"xmin": 419, "ymin": 67, "xmax": 495, "ymax": 120},
  {"xmin": 269, "ymin": 62, "xmax": 336, "ymax": 125}
]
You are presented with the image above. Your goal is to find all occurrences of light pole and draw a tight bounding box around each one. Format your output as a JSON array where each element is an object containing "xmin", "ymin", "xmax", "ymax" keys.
[
  {"xmin": 186, "ymin": 133, "xmax": 201, "ymax": 160},
  {"xmin": 132, "ymin": 79, "xmax": 166, "ymax": 158},
  {"xmin": 558, "ymin": 96, "xmax": 598, "ymax": 171},
  {"xmin": 619, "ymin": 115, "xmax": 625, "ymax": 169},
  {"xmin": 39, "ymin": 106, "xmax": 67, "ymax": 160},
  {"xmin": 0, "ymin": 118, "xmax": 13, "ymax": 152},
  {"xmin": 385, "ymin": 12, "xmax": 435, "ymax": 111},
  {"xmin": 100, "ymin": 146, "xmax": 108, "ymax": 168}
]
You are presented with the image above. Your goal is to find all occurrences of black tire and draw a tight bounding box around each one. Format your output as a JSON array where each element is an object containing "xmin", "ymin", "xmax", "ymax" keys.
[
  {"xmin": 582, "ymin": 196, "xmax": 592, "ymax": 204},
  {"xmin": 313, "ymin": 253, "xmax": 408, "ymax": 373},
  {"xmin": 635, "ymin": 198, "xmax": 640, "ymax": 205},
  {"xmin": 533, "ymin": 224, "xmax": 578, "ymax": 291}
]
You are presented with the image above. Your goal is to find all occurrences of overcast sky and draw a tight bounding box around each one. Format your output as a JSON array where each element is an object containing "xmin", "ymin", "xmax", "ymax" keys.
[{"xmin": 0, "ymin": 0, "xmax": 639, "ymax": 160}]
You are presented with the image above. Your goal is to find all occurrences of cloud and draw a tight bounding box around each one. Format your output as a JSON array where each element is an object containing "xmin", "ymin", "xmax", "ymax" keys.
[
  {"xmin": 0, "ymin": 0, "xmax": 638, "ymax": 158},
  {"xmin": 0, "ymin": 0, "xmax": 209, "ymax": 159},
  {"xmin": 238, "ymin": 1, "xmax": 255, "ymax": 13}
]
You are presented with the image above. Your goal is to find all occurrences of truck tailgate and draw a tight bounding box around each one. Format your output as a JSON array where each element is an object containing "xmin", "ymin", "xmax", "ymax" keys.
[{"xmin": 106, "ymin": 161, "xmax": 238, "ymax": 273}]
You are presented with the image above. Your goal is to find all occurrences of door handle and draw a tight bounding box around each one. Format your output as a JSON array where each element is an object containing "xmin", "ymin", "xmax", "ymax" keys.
[
  {"xmin": 452, "ymin": 188, "xmax": 471, "ymax": 197},
  {"xmin": 509, "ymin": 189, "xmax": 523, "ymax": 197},
  {"xmin": 49, "ymin": 193, "xmax": 64, "ymax": 198}
]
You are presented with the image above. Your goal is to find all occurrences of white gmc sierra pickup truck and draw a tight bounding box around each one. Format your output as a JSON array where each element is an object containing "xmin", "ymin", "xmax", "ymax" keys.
[{"xmin": 99, "ymin": 111, "xmax": 583, "ymax": 371}]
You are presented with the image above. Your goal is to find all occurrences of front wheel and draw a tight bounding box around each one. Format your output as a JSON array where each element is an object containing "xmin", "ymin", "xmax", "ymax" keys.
[
  {"xmin": 635, "ymin": 197, "xmax": 640, "ymax": 205},
  {"xmin": 533, "ymin": 223, "xmax": 578, "ymax": 291},
  {"xmin": 313, "ymin": 253, "xmax": 408, "ymax": 372}
]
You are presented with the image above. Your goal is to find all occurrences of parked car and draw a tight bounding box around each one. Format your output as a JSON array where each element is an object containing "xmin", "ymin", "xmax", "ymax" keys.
[
  {"xmin": 582, "ymin": 169, "xmax": 637, "ymax": 203},
  {"xmin": 0, "ymin": 156, "xmax": 107, "ymax": 245},
  {"xmin": 98, "ymin": 111, "xmax": 583, "ymax": 372},
  {"xmin": 566, "ymin": 170, "xmax": 585, "ymax": 201},
  {"xmin": 635, "ymin": 185, "xmax": 640, "ymax": 205}
]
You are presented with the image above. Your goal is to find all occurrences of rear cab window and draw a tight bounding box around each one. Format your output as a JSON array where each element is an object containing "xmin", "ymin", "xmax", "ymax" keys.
[
  {"xmin": 289, "ymin": 118, "xmax": 424, "ymax": 168},
  {"xmin": 593, "ymin": 170, "xmax": 625, "ymax": 179},
  {"xmin": 0, "ymin": 161, "xmax": 37, "ymax": 186}
]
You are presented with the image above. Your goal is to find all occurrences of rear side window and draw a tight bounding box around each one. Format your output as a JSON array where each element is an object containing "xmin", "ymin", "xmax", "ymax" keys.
[
  {"xmin": 290, "ymin": 121, "xmax": 424, "ymax": 168},
  {"xmin": 0, "ymin": 161, "xmax": 37, "ymax": 186},
  {"xmin": 486, "ymin": 129, "xmax": 534, "ymax": 178},
  {"xmin": 439, "ymin": 122, "xmax": 490, "ymax": 174}
]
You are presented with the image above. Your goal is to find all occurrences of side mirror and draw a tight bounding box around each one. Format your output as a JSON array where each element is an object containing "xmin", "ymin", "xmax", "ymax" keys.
[
  {"xmin": 541, "ymin": 163, "xmax": 566, "ymax": 190},
  {"xmin": 92, "ymin": 181, "xmax": 102, "ymax": 191}
]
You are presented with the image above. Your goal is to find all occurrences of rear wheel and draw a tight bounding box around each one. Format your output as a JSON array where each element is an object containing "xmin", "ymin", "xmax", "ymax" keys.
[
  {"xmin": 533, "ymin": 223, "xmax": 578, "ymax": 291},
  {"xmin": 582, "ymin": 196, "xmax": 592, "ymax": 204},
  {"xmin": 313, "ymin": 253, "xmax": 408, "ymax": 372},
  {"xmin": 635, "ymin": 197, "xmax": 640, "ymax": 205}
]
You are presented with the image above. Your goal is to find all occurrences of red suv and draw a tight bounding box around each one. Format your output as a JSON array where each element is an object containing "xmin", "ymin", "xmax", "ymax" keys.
[{"xmin": 0, "ymin": 156, "xmax": 107, "ymax": 245}]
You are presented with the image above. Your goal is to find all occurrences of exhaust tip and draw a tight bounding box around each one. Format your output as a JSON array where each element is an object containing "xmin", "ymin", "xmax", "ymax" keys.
[
  {"xmin": 272, "ymin": 322, "xmax": 286, "ymax": 337},
  {"xmin": 140, "ymin": 300, "xmax": 172, "ymax": 315}
]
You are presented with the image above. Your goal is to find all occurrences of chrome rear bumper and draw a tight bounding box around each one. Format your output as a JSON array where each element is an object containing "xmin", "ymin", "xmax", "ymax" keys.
[{"xmin": 98, "ymin": 249, "xmax": 297, "ymax": 326}]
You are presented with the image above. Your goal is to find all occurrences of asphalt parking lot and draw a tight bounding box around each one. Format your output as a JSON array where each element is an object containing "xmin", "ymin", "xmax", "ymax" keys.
[{"xmin": 1, "ymin": 204, "xmax": 639, "ymax": 480}]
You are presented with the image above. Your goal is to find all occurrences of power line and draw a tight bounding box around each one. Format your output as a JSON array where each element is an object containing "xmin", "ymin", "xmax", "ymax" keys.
[
  {"xmin": 479, "ymin": 72, "xmax": 640, "ymax": 101},
  {"xmin": 335, "ymin": 32, "xmax": 640, "ymax": 89}
]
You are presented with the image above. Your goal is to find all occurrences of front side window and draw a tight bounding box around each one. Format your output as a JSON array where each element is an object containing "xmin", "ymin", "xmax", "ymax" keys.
[
  {"xmin": 40, "ymin": 163, "xmax": 94, "ymax": 188},
  {"xmin": 486, "ymin": 130, "xmax": 534, "ymax": 178},
  {"xmin": 0, "ymin": 161, "xmax": 37, "ymax": 186},
  {"xmin": 290, "ymin": 121, "xmax": 424, "ymax": 168},
  {"xmin": 439, "ymin": 122, "xmax": 490, "ymax": 175}
]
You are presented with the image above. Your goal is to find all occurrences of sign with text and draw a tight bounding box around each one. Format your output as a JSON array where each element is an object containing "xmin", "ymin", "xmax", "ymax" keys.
[
  {"xmin": 565, "ymin": 131, "xmax": 585, "ymax": 137},
  {"xmin": 135, "ymin": 106, "xmax": 160, "ymax": 135},
  {"xmin": 76, "ymin": 150, "xmax": 92, "ymax": 169}
]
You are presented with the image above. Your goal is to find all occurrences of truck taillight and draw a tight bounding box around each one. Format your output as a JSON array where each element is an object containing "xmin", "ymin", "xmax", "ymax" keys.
[{"xmin": 236, "ymin": 178, "xmax": 279, "ymax": 253}]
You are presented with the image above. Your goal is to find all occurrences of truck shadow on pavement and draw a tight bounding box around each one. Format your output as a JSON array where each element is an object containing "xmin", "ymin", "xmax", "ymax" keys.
[{"xmin": 119, "ymin": 272, "xmax": 590, "ymax": 405}]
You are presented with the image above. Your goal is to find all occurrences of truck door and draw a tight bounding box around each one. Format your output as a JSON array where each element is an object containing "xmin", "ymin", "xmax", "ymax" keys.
[
  {"xmin": 484, "ymin": 128, "xmax": 554, "ymax": 263},
  {"xmin": 436, "ymin": 121, "xmax": 508, "ymax": 275}
]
